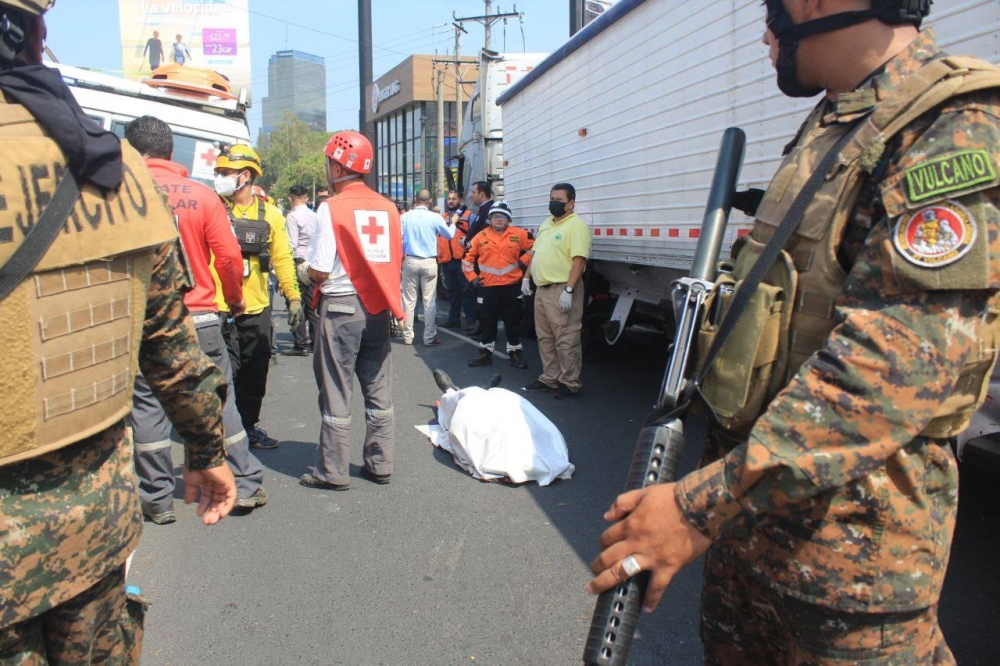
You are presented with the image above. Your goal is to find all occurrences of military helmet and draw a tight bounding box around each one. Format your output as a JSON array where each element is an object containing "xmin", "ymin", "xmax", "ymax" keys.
[
  {"xmin": 216, "ymin": 144, "xmax": 263, "ymax": 177},
  {"xmin": 0, "ymin": 0, "xmax": 55, "ymax": 16}
]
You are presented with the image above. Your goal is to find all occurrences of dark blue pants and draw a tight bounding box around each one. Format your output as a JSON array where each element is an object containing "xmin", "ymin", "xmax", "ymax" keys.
[{"xmin": 439, "ymin": 260, "xmax": 470, "ymax": 324}]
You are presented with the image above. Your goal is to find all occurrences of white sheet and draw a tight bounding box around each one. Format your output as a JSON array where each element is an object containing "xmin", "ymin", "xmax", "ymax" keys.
[{"xmin": 416, "ymin": 387, "xmax": 574, "ymax": 486}]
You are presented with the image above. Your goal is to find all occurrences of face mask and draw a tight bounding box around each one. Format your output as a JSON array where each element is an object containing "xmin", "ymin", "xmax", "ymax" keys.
[
  {"xmin": 214, "ymin": 174, "xmax": 238, "ymax": 197},
  {"xmin": 549, "ymin": 201, "xmax": 567, "ymax": 218}
]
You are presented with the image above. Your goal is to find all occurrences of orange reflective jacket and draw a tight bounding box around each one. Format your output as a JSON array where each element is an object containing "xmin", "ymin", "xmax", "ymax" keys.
[{"xmin": 462, "ymin": 225, "xmax": 533, "ymax": 287}]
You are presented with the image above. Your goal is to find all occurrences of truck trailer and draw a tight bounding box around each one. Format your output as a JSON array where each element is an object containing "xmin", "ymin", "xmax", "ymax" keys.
[{"xmin": 496, "ymin": 0, "xmax": 1000, "ymax": 345}]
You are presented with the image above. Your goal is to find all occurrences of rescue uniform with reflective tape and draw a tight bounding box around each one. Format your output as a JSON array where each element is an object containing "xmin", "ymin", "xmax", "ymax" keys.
[
  {"xmin": 130, "ymin": 158, "xmax": 263, "ymax": 508},
  {"xmin": 0, "ymin": 93, "xmax": 227, "ymax": 659},
  {"xmin": 212, "ymin": 195, "xmax": 299, "ymax": 433},
  {"xmin": 674, "ymin": 30, "xmax": 1000, "ymax": 662},
  {"xmin": 438, "ymin": 210, "xmax": 470, "ymax": 325},
  {"xmin": 306, "ymin": 181, "xmax": 403, "ymax": 485},
  {"xmin": 463, "ymin": 225, "xmax": 533, "ymax": 353}
]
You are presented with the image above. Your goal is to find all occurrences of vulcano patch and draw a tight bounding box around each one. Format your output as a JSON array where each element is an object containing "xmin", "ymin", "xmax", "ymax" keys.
[
  {"xmin": 904, "ymin": 150, "xmax": 997, "ymax": 204},
  {"xmin": 893, "ymin": 200, "xmax": 977, "ymax": 268}
]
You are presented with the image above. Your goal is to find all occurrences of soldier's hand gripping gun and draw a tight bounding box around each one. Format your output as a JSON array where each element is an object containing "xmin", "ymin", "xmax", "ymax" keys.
[{"xmin": 583, "ymin": 127, "xmax": 747, "ymax": 666}]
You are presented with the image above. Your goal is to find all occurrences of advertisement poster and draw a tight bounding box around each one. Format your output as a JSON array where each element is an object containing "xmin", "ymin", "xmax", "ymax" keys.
[{"xmin": 118, "ymin": 0, "xmax": 252, "ymax": 96}]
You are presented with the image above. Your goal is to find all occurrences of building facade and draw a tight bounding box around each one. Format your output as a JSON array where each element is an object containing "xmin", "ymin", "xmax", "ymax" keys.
[
  {"xmin": 261, "ymin": 50, "xmax": 327, "ymax": 135},
  {"xmin": 371, "ymin": 55, "xmax": 478, "ymax": 205}
]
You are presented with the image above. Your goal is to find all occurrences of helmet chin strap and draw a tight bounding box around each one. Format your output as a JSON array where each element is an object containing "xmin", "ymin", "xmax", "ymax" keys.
[{"xmin": 767, "ymin": 1, "xmax": 919, "ymax": 98}]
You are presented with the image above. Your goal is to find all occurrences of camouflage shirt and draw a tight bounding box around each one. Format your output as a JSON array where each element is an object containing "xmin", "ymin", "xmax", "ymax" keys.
[
  {"xmin": 676, "ymin": 30, "xmax": 1000, "ymax": 612},
  {"xmin": 0, "ymin": 240, "xmax": 226, "ymax": 628}
]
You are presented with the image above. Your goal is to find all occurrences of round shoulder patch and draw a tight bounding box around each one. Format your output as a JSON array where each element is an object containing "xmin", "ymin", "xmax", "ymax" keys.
[{"xmin": 892, "ymin": 200, "xmax": 977, "ymax": 268}]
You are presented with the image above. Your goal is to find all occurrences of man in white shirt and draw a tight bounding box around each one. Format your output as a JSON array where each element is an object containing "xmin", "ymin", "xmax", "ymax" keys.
[
  {"xmin": 400, "ymin": 189, "xmax": 455, "ymax": 346},
  {"xmin": 285, "ymin": 184, "xmax": 320, "ymax": 355}
]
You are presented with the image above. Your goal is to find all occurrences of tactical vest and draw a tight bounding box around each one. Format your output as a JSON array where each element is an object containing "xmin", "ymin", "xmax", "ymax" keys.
[
  {"xmin": 225, "ymin": 197, "xmax": 271, "ymax": 273},
  {"xmin": 0, "ymin": 98, "xmax": 178, "ymax": 466},
  {"xmin": 698, "ymin": 56, "xmax": 1000, "ymax": 438}
]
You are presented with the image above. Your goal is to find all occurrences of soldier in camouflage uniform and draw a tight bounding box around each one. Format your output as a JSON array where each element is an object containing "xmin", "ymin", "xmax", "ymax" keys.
[
  {"xmin": 0, "ymin": 1, "xmax": 237, "ymax": 662},
  {"xmin": 588, "ymin": 1, "xmax": 1000, "ymax": 662}
]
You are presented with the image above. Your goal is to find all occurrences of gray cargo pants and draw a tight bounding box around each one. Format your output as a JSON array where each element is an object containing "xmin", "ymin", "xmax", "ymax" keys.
[
  {"xmin": 131, "ymin": 313, "xmax": 264, "ymax": 510},
  {"xmin": 310, "ymin": 293, "xmax": 394, "ymax": 485}
]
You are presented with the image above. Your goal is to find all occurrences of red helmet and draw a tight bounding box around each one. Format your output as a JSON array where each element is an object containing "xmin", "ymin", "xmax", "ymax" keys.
[{"xmin": 325, "ymin": 130, "xmax": 373, "ymax": 174}]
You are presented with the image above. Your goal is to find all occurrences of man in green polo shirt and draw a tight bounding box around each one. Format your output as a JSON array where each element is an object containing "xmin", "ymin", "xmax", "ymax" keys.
[{"xmin": 521, "ymin": 182, "xmax": 591, "ymax": 399}]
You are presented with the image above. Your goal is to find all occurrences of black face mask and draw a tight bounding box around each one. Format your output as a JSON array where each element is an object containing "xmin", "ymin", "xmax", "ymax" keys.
[{"xmin": 549, "ymin": 201, "xmax": 567, "ymax": 218}]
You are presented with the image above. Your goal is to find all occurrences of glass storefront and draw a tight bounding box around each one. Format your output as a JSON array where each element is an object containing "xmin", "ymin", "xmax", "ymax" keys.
[{"xmin": 375, "ymin": 100, "xmax": 464, "ymax": 205}]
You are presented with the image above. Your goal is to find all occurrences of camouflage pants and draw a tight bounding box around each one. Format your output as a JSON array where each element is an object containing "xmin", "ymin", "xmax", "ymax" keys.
[
  {"xmin": 700, "ymin": 545, "xmax": 955, "ymax": 665},
  {"xmin": 0, "ymin": 565, "xmax": 145, "ymax": 665}
]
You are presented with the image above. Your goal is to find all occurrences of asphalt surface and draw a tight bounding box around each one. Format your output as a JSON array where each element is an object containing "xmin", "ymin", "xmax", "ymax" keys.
[{"xmin": 130, "ymin": 301, "xmax": 999, "ymax": 665}]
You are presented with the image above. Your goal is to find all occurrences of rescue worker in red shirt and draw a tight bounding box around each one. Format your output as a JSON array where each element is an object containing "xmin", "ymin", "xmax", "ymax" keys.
[
  {"xmin": 296, "ymin": 131, "xmax": 404, "ymax": 490},
  {"xmin": 124, "ymin": 116, "xmax": 269, "ymax": 519},
  {"xmin": 463, "ymin": 201, "xmax": 533, "ymax": 369},
  {"xmin": 437, "ymin": 189, "xmax": 472, "ymax": 329}
]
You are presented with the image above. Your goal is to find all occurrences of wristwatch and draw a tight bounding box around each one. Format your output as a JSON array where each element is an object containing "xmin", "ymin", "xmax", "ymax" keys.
[{"xmin": 563, "ymin": 285, "xmax": 575, "ymax": 294}]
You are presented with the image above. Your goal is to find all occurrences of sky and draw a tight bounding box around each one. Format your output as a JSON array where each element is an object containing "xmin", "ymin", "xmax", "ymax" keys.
[{"xmin": 44, "ymin": 0, "xmax": 571, "ymax": 139}]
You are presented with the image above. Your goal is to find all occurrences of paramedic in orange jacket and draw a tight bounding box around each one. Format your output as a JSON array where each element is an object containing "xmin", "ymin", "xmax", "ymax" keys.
[
  {"xmin": 462, "ymin": 201, "xmax": 533, "ymax": 369},
  {"xmin": 437, "ymin": 190, "xmax": 472, "ymax": 328}
]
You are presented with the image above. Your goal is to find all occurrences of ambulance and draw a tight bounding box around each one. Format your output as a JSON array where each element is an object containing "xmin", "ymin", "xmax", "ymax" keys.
[{"xmin": 50, "ymin": 62, "xmax": 252, "ymax": 186}]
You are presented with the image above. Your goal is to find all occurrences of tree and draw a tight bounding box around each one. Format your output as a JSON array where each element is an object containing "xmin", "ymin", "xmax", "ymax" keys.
[
  {"xmin": 271, "ymin": 153, "xmax": 328, "ymax": 208},
  {"xmin": 255, "ymin": 112, "xmax": 330, "ymax": 199}
]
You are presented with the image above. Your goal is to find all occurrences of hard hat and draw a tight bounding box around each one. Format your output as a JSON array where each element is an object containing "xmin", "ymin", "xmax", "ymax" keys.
[
  {"xmin": 325, "ymin": 130, "xmax": 373, "ymax": 175},
  {"xmin": 216, "ymin": 144, "xmax": 263, "ymax": 177},
  {"xmin": 489, "ymin": 201, "xmax": 513, "ymax": 220},
  {"xmin": 0, "ymin": 0, "xmax": 55, "ymax": 16}
]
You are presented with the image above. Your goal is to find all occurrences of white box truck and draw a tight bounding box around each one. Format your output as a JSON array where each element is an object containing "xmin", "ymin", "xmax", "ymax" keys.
[
  {"xmin": 449, "ymin": 49, "xmax": 548, "ymax": 203},
  {"xmin": 497, "ymin": 0, "xmax": 1000, "ymax": 344},
  {"xmin": 496, "ymin": 0, "xmax": 1000, "ymax": 461}
]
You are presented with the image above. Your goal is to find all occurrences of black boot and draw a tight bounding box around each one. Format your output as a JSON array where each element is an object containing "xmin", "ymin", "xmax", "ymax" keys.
[
  {"xmin": 468, "ymin": 348, "xmax": 493, "ymax": 367},
  {"xmin": 508, "ymin": 349, "xmax": 528, "ymax": 369}
]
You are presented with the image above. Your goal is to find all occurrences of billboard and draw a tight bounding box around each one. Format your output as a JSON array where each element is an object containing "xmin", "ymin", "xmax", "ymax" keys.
[{"xmin": 118, "ymin": 0, "xmax": 252, "ymax": 97}]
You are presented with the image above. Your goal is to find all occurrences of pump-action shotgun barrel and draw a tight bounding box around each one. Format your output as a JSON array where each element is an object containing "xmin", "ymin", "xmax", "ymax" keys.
[{"xmin": 582, "ymin": 127, "xmax": 747, "ymax": 666}]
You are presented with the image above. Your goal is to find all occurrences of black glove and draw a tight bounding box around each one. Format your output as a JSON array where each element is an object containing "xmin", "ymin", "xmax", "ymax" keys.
[{"xmin": 731, "ymin": 188, "xmax": 765, "ymax": 217}]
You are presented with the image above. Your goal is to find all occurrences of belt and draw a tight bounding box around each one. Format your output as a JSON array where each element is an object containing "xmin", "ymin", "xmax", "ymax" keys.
[
  {"xmin": 406, "ymin": 254, "xmax": 435, "ymax": 259},
  {"xmin": 191, "ymin": 312, "xmax": 220, "ymax": 325},
  {"xmin": 537, "ymin": 282, "xmax": 565, "ymax": 289}
]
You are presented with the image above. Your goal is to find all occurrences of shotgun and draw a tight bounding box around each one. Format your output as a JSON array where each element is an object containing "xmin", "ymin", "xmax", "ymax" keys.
[{"xmin": 582, "ymin": 126, "xmax": 747, "ymax": 666}]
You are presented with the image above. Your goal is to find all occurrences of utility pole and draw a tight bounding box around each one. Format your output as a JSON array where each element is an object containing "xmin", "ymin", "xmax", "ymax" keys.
[
  {"xmin": 437, "ymin": 68, "xmax": 446, "ymax": 199},
  {"xmin": 358, "ymin": 0, "xmax": 376, "ymax": 188},
  {"xmin": 453, "ymin": 2, "xmax": 520, "ymax": 53},
  {"xmin": 453, "ymin": 22, "xmax": 467, "ymax": 151}
]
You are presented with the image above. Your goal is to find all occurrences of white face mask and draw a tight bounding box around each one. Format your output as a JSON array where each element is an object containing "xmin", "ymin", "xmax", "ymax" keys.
[{"xmin": 214, "ymin": 174, "xmax": 239, "ymax": 197}]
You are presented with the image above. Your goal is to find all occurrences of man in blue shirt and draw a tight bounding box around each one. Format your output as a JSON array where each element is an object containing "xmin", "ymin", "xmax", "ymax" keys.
[{"xmin": 401, "ymin": 189, "xmax": 455, "ymax": 346}]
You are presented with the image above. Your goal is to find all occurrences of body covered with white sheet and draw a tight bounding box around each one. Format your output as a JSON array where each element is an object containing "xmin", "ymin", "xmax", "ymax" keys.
[{"xmin": 430, "ymin": 386, "xmax": 574, "ymax": 486}]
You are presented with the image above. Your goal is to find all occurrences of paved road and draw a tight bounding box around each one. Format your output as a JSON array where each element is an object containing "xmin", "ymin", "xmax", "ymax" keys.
[{"xmin": 130, "ymin": 302, "xmax": 998, "ymax": 665}]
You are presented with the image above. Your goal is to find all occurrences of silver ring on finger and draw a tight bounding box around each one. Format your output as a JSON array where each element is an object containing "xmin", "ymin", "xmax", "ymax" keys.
[{"xmin": 621, "ymin": 554, "xmax": 642, "ymax": 579}]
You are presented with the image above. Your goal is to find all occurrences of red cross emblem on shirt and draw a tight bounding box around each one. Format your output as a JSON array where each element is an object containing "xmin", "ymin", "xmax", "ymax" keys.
[{"xmin": 361, "ymin": 215, "xmax": 385, "ymax": 244}]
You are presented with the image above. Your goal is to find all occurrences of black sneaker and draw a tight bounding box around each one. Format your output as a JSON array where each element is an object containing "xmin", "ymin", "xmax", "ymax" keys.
[
  {"xmin": 234, "ymin": 487, "xmax": 268, "ymax": 509},
  {"xmin": 299, "ymin": 473, "xmax": 349, "ymax": 491},
  {"xmin": 522, "ymin": 380, "xmax": 555, "ymax": 392},
  {"xmin": 284, "ymin": 347, "xmax": 310, "ymax": 356},
  {"xmin": 248, "ymin": 427, "xmax": 279, "ymax": 449},
  {"xmin": 142, "ymin": 504, "xmax": 176, "ymax": 525},
  {"xmin": 553, "ymin": 384, "xmax": 577, "ymax": 400},
  {"xmin": 360, "ymin": 467, "xmax": 391, "ymax": 485}
]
